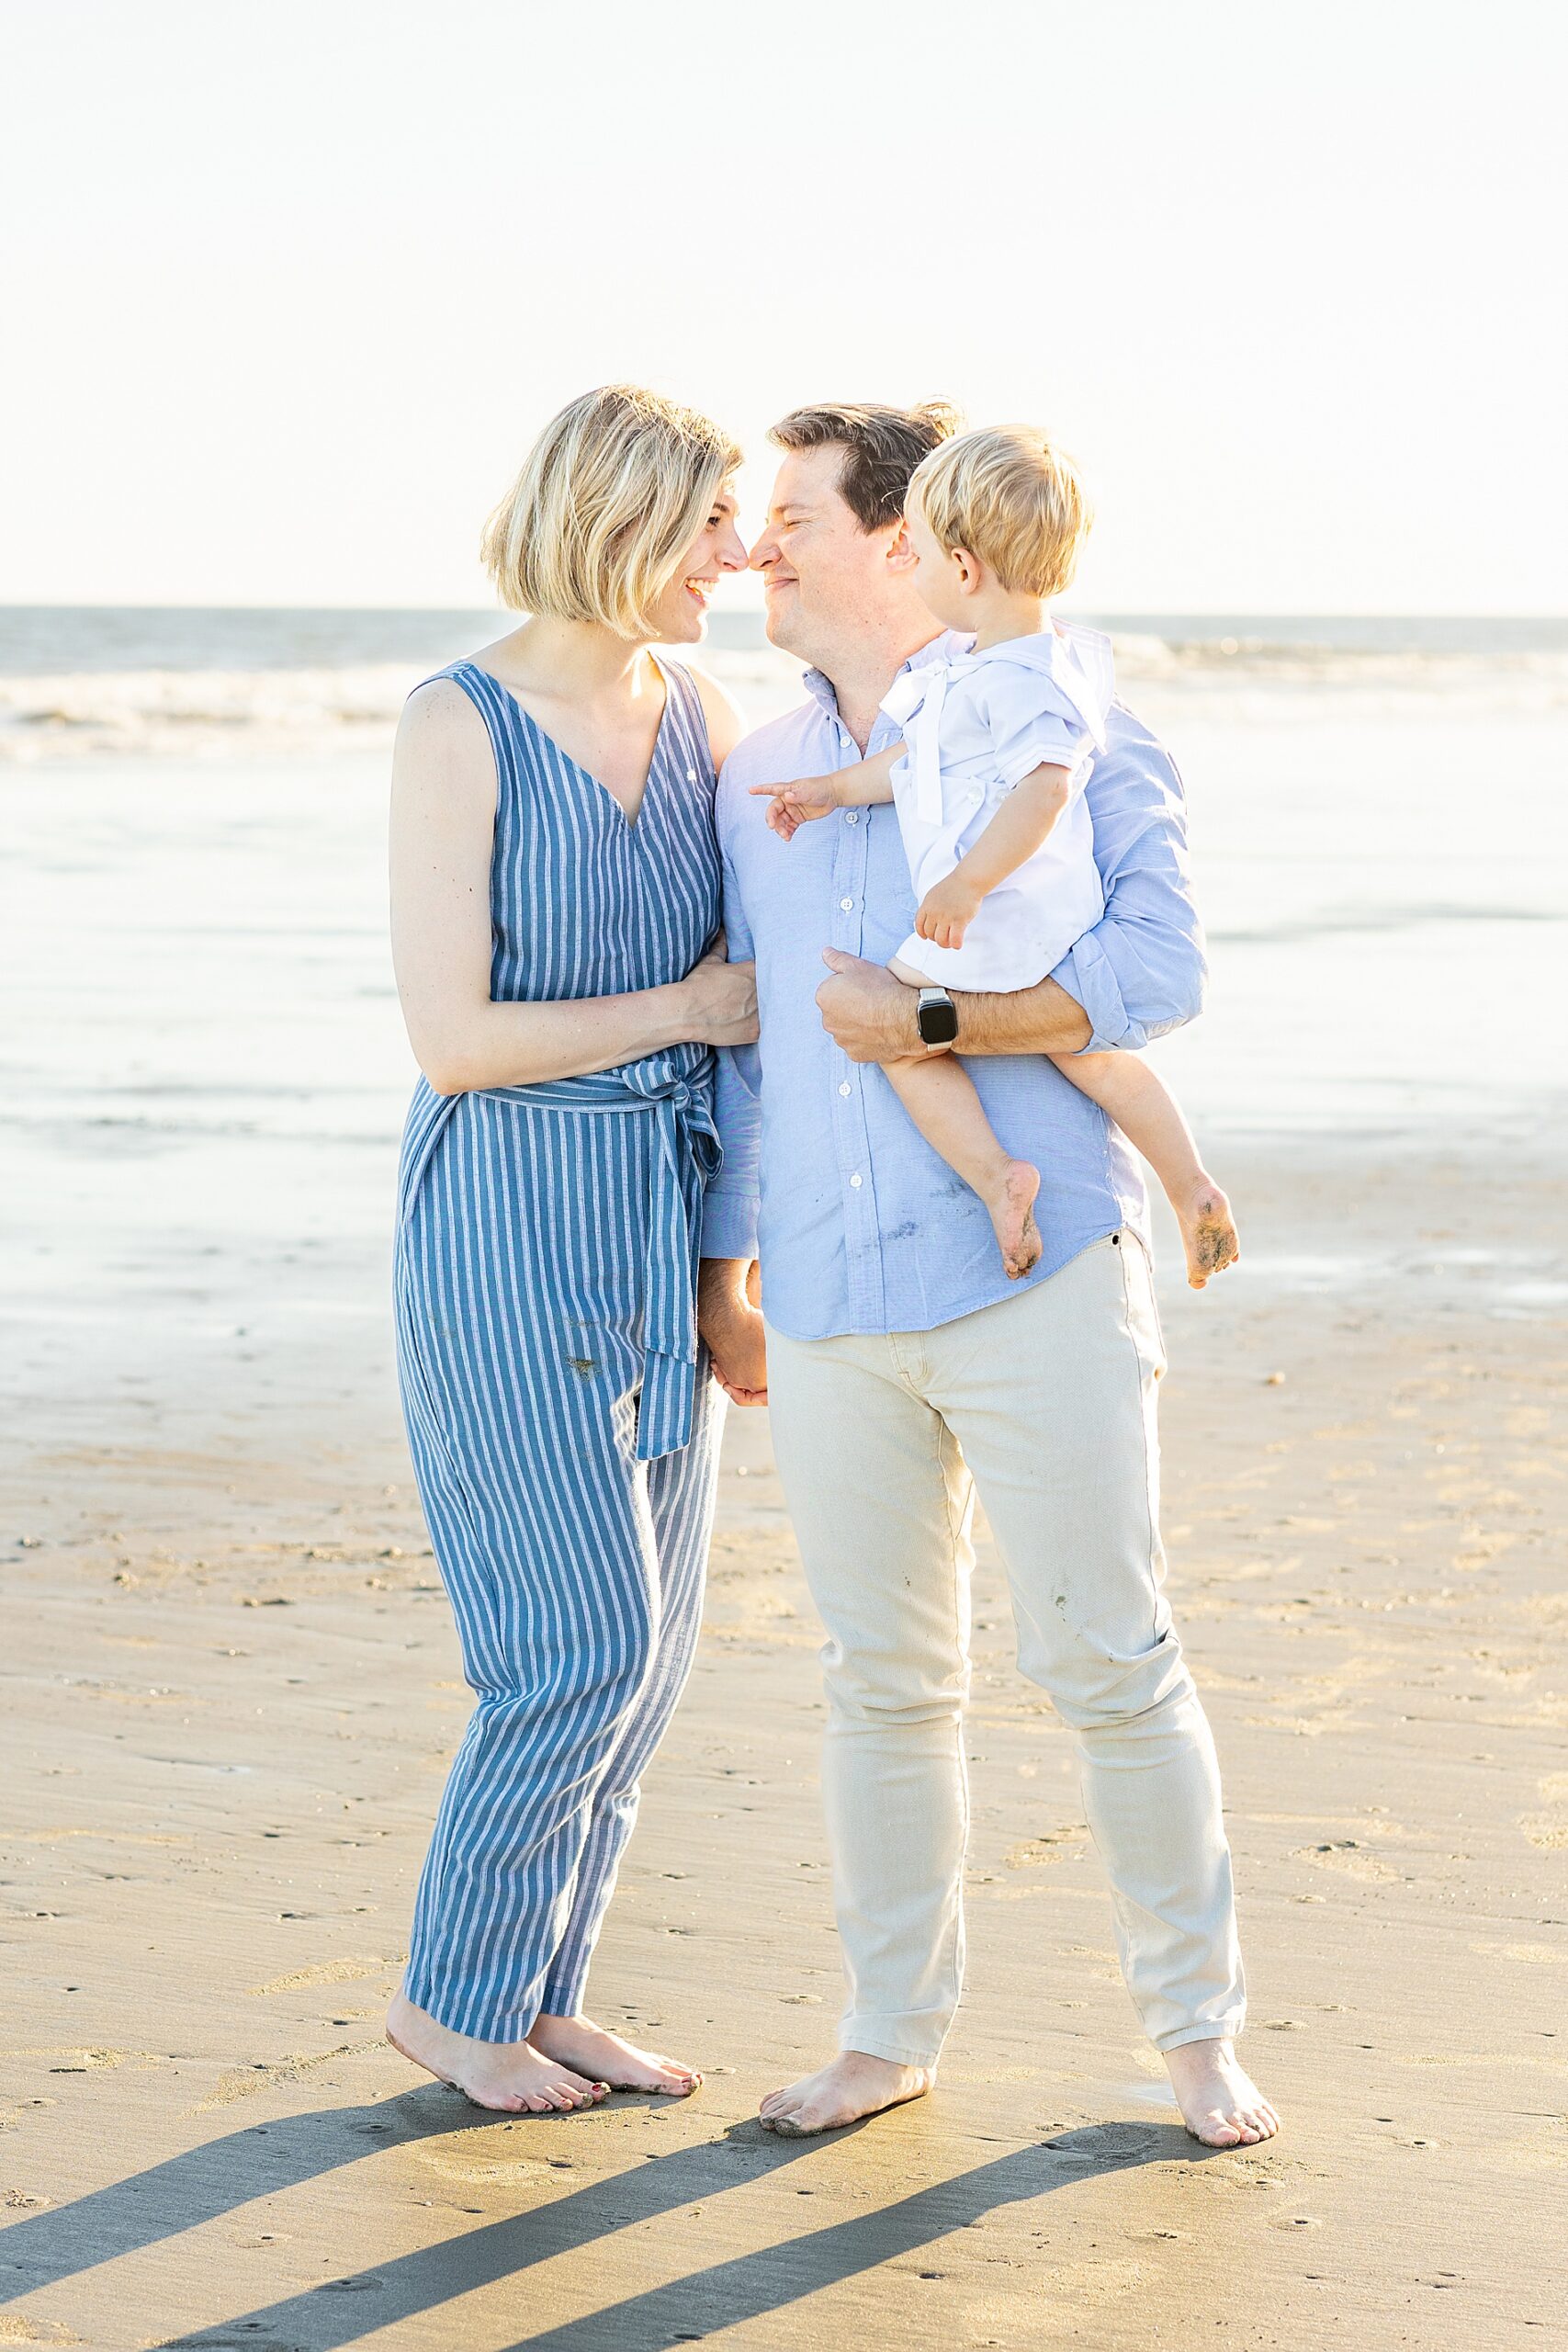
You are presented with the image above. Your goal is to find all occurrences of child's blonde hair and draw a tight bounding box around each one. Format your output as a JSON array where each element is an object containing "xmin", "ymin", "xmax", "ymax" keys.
[
  {"xmin": 480, "ymin": 384, "xmax": 740, "ymax": 638},
  {"xmin": 908, "ymin": 424, "xmax": 1093, "ymax": 598}
]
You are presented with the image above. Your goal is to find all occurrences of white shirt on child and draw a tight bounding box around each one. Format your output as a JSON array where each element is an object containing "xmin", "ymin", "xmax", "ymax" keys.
[{"xmin": 880, "ymin": 622, "xmax": 1114, "ymax": 992}]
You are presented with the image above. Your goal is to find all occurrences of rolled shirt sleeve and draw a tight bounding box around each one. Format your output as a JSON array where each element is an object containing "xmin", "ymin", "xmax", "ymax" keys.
[
  {"xmin": 701, "ymin": 1041, "xmax": 761, "ymax": 1259},
  {"xmin": 1048, "ymin": 701, "xmax": 1208, "ymax": 1053},
  {"xmin": 700, "ymin": 790, "xmax": 762, "ymax": 1261}
]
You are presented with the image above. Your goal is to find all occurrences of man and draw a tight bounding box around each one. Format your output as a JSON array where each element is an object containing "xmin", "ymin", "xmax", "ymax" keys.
[{"xmin": 698, "ymin": 402, "xmax": 1277, "ymax": 2149}]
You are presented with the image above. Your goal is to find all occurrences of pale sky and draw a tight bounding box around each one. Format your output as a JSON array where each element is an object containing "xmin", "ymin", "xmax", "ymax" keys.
[{"xmin": 4, "ymin": 0, "xmax": 1564, "ymax": 612}]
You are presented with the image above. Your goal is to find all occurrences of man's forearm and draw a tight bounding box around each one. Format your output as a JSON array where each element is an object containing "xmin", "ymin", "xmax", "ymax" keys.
[
  {"xmin": 698, "ymin": 1256, "xmax": 750, "ymax": 1326},
  {"xmin": 815, "ymin": 952, "xmax": 1092, "ymax": 1063},
  {"xmin": 950, "ymin": 974, "xmax": 1093, "ymax": 1056}
]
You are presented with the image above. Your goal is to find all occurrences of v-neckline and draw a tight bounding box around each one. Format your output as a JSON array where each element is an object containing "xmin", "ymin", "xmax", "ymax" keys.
[{"xmin": 462, "ymin": 653, "xmax": 672, "ymax": 833}]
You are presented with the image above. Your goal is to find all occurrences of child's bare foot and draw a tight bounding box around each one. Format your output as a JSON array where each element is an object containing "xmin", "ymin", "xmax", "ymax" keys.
[
  {"xmin": 387, "ymin": 1989, "xmax": 609, "ymax": 2113},
  {"xmin": 985, "ymin": 1159, "xmax": 1042, "ymax": 1279},
  {"xmin": 1179, "ymin": 1178, "xmax": 1239, "ymax": 1289}
]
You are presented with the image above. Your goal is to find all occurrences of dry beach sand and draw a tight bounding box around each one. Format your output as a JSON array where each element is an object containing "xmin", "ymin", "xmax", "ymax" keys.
[{"xmin": 2, "ymin": 638, "xmax": 1565, "ymax": 2346}]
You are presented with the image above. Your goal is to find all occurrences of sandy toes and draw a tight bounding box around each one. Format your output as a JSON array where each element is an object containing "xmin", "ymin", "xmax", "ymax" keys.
[
  {"xmin": 988, "ymin": 1159, "xmax": 1043, "ymax": 1279},
  {"xmin": 1180, "ymin": 1179, "xmax": 1240, "ymax": 1289}
]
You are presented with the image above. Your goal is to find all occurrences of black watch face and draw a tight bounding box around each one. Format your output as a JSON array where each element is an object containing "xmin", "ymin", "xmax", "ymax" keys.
[{"xmin": 918, "ymin": 997, "xmax": 959, "ymax": 1046}]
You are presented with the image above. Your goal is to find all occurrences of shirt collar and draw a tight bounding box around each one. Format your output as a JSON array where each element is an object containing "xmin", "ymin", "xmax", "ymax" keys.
[{"xmin": 801, "ymin": 628, "xmax": 972, "ymax": 718}]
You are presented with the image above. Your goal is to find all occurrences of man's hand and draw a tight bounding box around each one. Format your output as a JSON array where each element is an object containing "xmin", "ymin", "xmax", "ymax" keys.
[
  {"xmin": 749, "ymin": 775, "xmax": 839, "ymax": 842},
  {"xmin": 697, "ymin": 1257, "xmax": 768, "ymax": 1406},
  {"xmin": 815, "ymin": 948, "xmax": 919, "ymax": 1064},
  {"xmin": 915, "ymin": 869, "xmax": 981, "ymax": 952}
]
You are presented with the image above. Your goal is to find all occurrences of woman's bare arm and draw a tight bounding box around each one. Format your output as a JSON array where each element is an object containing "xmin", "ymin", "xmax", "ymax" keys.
[{"xmin": 390, "ymin": 681, "xmax": 756, "ymax": 1095}]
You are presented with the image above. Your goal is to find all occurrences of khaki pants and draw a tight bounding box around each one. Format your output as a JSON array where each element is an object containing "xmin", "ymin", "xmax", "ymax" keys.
[{"xmin": 764, "ymin": 1233, "xmax": 1246, "ymax": 2066}]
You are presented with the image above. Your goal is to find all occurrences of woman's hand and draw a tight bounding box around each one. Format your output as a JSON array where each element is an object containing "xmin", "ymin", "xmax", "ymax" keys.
[
  {"xmin": 679, "ymin": 941, "xmax": 759, "ymax": 1047},
  {"xmin": 915, "ymin": 869, "xmax": 983, "ymax": 953},
  {"xmin": 749, "ymin": 775, "xmax": 839, "ymax": 841}
]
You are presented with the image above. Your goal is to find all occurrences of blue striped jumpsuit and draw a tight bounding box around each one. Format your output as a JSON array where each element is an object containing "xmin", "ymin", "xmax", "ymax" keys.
[{"xmin": 394, "ymin": 657, "xmax": 725, "ymax": 2042}]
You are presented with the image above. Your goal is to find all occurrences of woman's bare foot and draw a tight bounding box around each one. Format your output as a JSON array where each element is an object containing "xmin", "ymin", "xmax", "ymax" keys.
[
  {"xmin": 1163, "ymin": 2036, "xmax": 1280, "ymax": 2147},
  {"xmin": 985, "ymin": 1159, "xmax": 1043, "ymax": 1280},
  {"xmin": 529, "ymin": 2011, "xmax": 702, "ymax": 2097},
  {"xmin": 386, "ymin": 1989, "xmax": 608, "ymax": 2114},
  {"xmin": 758, "ymin": 2050, "xmax": 933, "ymax": 2136},
  {"xmin": 1179, "ymin": 1177, "xmax": 1239, "ymax": 1289}
]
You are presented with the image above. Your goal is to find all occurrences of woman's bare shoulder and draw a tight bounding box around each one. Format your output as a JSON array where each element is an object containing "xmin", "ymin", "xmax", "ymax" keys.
[
  {"xmin": 398, "ymin": 671, "xmax": 482, "ymax": 735},
  {"xmin": 682, "ymin": 661, "xmax": 746, "ymax": 770},
  {"xmin": 393, "ymin": 673, "xmax": 496, "ymax": 808}
]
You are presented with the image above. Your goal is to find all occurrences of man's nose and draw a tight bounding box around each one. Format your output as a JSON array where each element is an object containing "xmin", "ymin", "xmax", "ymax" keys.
[{"xmin": 748, "ymin": 531, "xmax": 778, "ymax": 573}]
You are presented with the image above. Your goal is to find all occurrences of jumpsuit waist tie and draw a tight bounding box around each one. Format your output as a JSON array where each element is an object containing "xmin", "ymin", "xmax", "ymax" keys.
[{"xmin": 401, "ymin": 1046, "xmax": 720, "ymax": 1464}]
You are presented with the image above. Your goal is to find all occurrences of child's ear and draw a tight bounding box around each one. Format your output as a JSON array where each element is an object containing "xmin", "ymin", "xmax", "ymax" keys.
[{"xmin": 952, "ymin": 545, "xmax": 983, "ymax": 596}]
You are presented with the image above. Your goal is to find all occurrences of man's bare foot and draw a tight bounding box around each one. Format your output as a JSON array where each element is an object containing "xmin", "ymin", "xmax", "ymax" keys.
[
  {"xmin": 386, "ymin": 1989, "xmax": 608, "ymax": 2114},
  {"xmin": 758, "ymin": 2050, "xmax": 933, "ymax": 2136},
  {"xmin": 1163, "ymin": 2036, "xmax": 1280, "ymax": 2147},
  {"xmin": 1179, "ymin": 1178, "xmax": 1239, "ymax": 1289},
  {"xmin": 529, "ymin": 2011, "xmax": 701, "ymax": 2097},
  {"xmin": 985, "ymin": 1159, "xmax": 1043, "ymax": 1280}
]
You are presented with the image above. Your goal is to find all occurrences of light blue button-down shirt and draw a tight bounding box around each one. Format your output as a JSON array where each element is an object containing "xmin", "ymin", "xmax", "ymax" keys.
[{"xmin": 701, "ymin": 631, "xmax": 1207, "ymax": 1342}]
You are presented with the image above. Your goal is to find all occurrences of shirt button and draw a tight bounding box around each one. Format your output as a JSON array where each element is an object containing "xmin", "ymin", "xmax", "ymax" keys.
[
  {"xmin": 849, "ymin": 1171, "xmax": 863, "ymax": 1188},
  {"xmin": 846, "ymin": 811, "xmax": 860, "ymax": 825},
  {"xmin": 838, "ymin": 1080, "xmax": 852, "ymax": 1097},
  {"xmin": 839, "ymin": 896, "xmax": 853, "ymax": 911}
]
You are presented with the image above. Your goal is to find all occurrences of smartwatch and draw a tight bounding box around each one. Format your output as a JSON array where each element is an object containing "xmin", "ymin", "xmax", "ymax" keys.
[{"xmin": 916, "ymin": 986, "xmax": 959, "ymax": 1048}]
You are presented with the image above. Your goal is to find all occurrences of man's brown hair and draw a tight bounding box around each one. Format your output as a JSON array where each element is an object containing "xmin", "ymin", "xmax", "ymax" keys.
[{"xmin": 767, "ymin": 401, "xmax": 962, "ymax": 532}]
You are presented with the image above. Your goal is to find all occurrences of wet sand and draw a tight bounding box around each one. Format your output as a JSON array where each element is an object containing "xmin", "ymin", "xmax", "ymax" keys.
[{"xmin": 2, "ymin": 713, "xmax": 1565, "ymax": 2346}]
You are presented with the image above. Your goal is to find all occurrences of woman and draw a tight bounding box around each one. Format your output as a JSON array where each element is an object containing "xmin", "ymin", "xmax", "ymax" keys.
[{"xmin": 386, "ymin": 385, "xmax": 757, "ymax": 2114}]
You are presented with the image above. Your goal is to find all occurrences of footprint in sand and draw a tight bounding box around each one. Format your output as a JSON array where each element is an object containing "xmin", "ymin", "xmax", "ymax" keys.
[
  {"xmin": 246, "ymin": 1957, "xmax": 400, "ymax": 1996},
  {"xmin": 1478, "ymin": 2127, "xmax": 1568, "ymax": 2176},
  {"xmin": 1292, "ymin": 1839, "xmax": 1404, "ymax": 1883},
  {"xmin": 1517, "ymin": 1769, "xmax": 1568, "ymax": 1850},
  {"xmin": 410, "ymin": 2147, "xmax": 543, "ymax": 2187},
  {"xmin": 188, "ymin": 2040, "xmax": 383, "ymax": 2113}
]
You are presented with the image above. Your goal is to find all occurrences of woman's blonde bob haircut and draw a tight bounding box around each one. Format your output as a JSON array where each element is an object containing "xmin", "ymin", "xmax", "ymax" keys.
[
  {"xmin": 908, "ymin": 424, "xmax": 1093, "ymax": 600},
  {"xmin": 480, "ymin": 385, "xmax": 741, "ymax": 639}
]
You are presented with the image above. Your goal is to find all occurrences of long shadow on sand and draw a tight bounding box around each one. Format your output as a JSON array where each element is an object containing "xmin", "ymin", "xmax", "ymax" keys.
[
  {"xmin": 130, "ymin": 2113, "xmax": 1192, "ymax": 2350},
  {"xmin": 489, "ymin": 2124, "xmax": 1197, "ymax": 2352},
  {"xmin": 1, "ymin": 2090, "xmax": 1203, "ymax": 2349},
  {"xmin": 0, "ymin": 2086, "xmax": 466, "ymax": 2301}
]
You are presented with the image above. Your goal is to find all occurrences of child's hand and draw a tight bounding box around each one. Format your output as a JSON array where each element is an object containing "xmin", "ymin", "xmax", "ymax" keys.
[
  {"xmin": 915, "ymin": 870, "xmax": 983, "ymax": 952},
  {"xmin": 749, "ymin": 775, "xmax": 838, "ymax": 842}
]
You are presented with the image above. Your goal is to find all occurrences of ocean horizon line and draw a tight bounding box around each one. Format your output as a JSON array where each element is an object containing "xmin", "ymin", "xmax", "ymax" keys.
[{"xmin": 5, "ymin": 605, "xmax": 1568, "ymax": 684}]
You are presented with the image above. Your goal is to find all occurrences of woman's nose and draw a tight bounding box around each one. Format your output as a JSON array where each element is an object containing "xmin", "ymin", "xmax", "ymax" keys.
[{"xmin": 718, "ymin": 525, "xmax": 748, "ymax": 571}]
